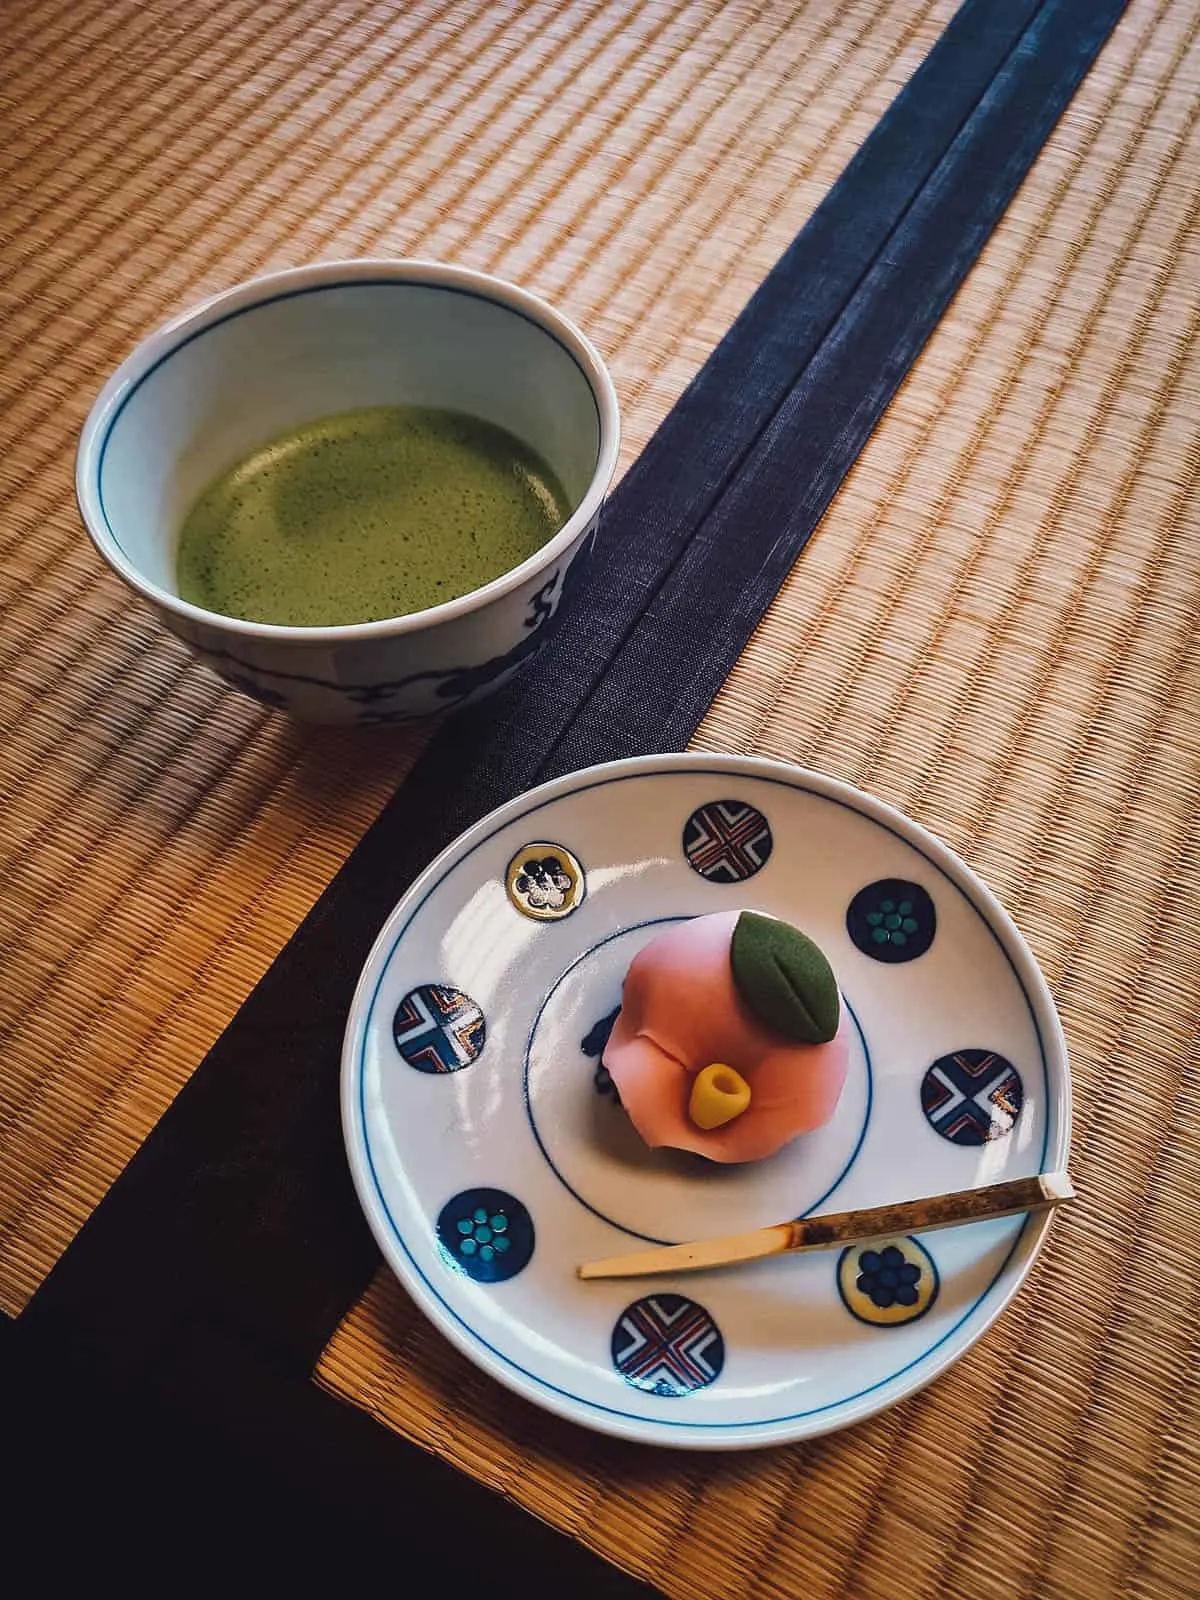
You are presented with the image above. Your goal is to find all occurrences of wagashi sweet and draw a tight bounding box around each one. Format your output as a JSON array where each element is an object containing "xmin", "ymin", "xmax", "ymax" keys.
[{"xmin": 602, "ymin": 911, "xmax": 849, "ymax": 1163}]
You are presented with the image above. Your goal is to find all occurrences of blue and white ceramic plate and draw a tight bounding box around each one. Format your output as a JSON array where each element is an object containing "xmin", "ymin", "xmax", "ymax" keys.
[{"xmin": 342, "ymin": 754, "xmax": 1071, "ymax": 1449}]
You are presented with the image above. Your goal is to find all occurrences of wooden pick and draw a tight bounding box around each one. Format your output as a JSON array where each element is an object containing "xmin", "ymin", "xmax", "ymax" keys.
[{"xmin": 577, "ymin": 1171, "xmax": 1074, "ymax": 1281}]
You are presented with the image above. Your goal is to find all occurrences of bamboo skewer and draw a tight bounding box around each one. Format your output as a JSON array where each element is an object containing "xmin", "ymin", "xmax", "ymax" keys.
[{"xmin": 577, "ymin": 1172, "xmax": 1074, "ymax": 1281}]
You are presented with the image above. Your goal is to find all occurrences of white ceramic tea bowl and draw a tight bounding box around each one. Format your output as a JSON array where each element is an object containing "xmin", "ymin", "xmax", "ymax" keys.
[{"xmin": 75, "ymin": 260, "xmax": 620, "ymax": 723}]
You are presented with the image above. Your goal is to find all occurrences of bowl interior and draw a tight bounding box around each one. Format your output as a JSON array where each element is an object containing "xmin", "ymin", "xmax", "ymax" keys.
[{"xmin": 95, "ymin": 278, "xmax": 604, "ymax": 595}]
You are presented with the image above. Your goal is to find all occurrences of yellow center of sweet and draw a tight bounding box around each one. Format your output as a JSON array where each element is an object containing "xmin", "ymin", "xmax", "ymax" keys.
[{"xmin": 688, "ymin": 1063, "xmax": 753, "ymax": 1130}]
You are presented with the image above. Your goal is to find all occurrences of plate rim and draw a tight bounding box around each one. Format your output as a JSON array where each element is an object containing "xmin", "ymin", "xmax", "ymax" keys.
[{"xmin": 341, "ymin": 753, "xmax": 1072, "ymax": 1450}]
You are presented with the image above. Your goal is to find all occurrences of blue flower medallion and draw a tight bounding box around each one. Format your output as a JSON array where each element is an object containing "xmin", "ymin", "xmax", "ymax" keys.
[
  {"xmin": 612, "ymin": 1293, "xmax": 725, "ymax": 1396},
  {"xmin": 846, "ymin": 878, "xmax": 936, "ymax": 962},
  {"xmin": 683, "ymin": 800, "xmax": 773, "ymax": 883},
  {"xmin": 393, "ymin": 984, "xmax": 485, "ymax": 1073},
  {"xmin": 921, "ymin": 1048, "xmax": 1023, "ymax": 1144},
  {"xmin": 436, "ymin": 1188, "xmax": 534, "ymax": 1283},
  {"xmin": 837, "ymin": 1236, "xmax": 939, "ymax": 1326}
]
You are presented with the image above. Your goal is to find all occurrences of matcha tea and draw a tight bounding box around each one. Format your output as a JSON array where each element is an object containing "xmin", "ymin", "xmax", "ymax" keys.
[{"xmin": 175, "ymin": 405, "xmax": 571, "ymax": 626}]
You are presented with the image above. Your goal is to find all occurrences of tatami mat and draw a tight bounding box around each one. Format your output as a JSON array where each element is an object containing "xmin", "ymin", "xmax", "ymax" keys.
[
  {"xmin": 0, "ymin": 0, "xmax": 956, "ymax": 1311},
  {"xmin": 316, "ymin": 3, "xmax": 1200, "ymax": 1596}
]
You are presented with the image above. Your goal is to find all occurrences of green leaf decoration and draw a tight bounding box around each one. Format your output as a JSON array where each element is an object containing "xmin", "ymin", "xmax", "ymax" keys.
[{"xmin": 730, "ymin": 911, "xmax": 840, "ymax": 1044}]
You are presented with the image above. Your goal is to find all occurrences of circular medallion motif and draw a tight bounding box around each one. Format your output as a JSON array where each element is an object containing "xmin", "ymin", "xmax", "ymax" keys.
[
  {"xmin": 682, "ymin": 800, "xmax": 773, "ymax": 883},
  {"xmin": 393, "ymin": 984, "xmax": 485, "ymax": 1074},
  {"xmin": 612, "ymin": 1293, "xmax": 725, "ymax": 1396},
  {"xmin": 846, "ymin": 878, "xmax": 936, "ymax": 962},
  {"xmin": 837, "ymin": 1236, "xmax": 939, "ymax": 1326},
  {"xmin": 505, "ymin": 842, "xmax": 585, "ymax": 921},
  {"xmin": 436, "ymin": 1188, "xmax": 534, "ymax": 1283},
  {"xmin": 921, "ymin": 1049, "xmax": 1023, "ymax": 1144}
]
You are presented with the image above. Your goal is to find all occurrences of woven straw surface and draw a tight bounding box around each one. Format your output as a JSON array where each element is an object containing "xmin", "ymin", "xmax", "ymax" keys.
[
  {"xmin": 316, "ymin": 2, "xmax": 1200, "ymax": 1596},
  {"xmin": 0, "ymin": 0, "xmax": 956, "ymax": 1312}
]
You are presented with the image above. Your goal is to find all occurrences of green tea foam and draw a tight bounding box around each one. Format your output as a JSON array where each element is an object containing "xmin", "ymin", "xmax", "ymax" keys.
[{"xmin": 176, "ymin": 405, "xmax": 571, "ymax": 627}]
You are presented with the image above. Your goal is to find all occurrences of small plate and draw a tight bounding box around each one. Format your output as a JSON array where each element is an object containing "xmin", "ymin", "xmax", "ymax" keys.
[{"xmin": 342, "ymin": 755, "xmax": 1070, "ymax": 1449}]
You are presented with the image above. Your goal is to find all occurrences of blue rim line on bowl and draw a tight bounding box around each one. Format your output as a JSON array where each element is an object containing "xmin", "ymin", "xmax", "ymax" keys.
[{"xmin": 76, "ymin": 259, "xmax": 620, "ymax": 645}]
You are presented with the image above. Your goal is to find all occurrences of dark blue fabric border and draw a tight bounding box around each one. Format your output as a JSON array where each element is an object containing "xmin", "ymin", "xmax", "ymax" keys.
[{"xmin": 547, "ymin": 0, "xmax": 1128, "ymax": 771}]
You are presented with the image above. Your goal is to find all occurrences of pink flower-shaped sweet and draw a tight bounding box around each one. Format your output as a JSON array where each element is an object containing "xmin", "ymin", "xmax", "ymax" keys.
[{"xmin": 602, "ymin": 911, "xmax": 850, "ymax": 1163}]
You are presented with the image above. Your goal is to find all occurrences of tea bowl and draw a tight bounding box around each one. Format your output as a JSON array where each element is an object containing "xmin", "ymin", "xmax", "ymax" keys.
[{"xmin": 75, "ymin": 259, "xmax": 620, "ymax": 723}]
